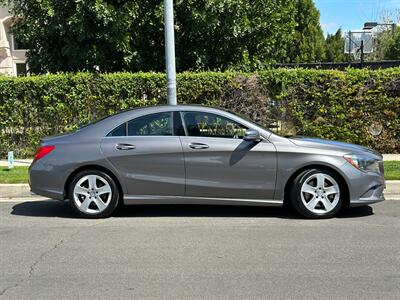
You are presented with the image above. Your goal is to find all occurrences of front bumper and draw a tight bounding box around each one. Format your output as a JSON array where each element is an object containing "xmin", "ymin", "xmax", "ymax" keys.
[
  {"xmin": 349, "ymin": 184, "xmax": 385, "ymax": 207},
  {"xmin": 342, "ymin": 162, "xmax": 386, "ymax": 207}
]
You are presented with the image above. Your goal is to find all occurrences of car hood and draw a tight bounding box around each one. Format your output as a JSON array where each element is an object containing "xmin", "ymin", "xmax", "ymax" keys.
[{"xmin": 289, "ymin": 136, "xmax": 382, "ymax": 159}]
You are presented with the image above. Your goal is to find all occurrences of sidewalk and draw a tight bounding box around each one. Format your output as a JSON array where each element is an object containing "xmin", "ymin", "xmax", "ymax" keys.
[
  {"xmin": 383, "ymin": 154, "xmax": 400, "ymax": 161},
  {"xmin": 1, "ymin": 154, "xmax": 400, "ymax": 167},
  {"xmin": 0, "ymin": 159, "xmax": 32, "ymax": 167},
  {"xmin": 1, "ymin": 181, "xmax": 399, "ymax": 201}
]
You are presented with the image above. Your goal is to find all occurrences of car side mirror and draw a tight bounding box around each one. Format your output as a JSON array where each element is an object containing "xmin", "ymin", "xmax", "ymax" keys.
[{"xmin": 243, "ymin": 129, "xmax": 262, "ymax": 142}]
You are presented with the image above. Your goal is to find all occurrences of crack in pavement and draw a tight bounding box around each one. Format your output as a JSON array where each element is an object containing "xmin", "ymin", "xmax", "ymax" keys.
[{"xmin": 0, "ymin": 220, "xmax": 108, "ymax": 297}]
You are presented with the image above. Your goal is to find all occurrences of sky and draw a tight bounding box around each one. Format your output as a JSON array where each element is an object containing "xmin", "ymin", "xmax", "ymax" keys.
[{"xmin": 314, "ymin": 0, "xmax": 400, "ymax": 35}]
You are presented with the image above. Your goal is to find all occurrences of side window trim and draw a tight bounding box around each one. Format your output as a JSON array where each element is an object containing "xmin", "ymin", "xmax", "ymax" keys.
[
  {"xmin": 173, "ymin": 111, "xmax": 186, "ymax": 136},
  {"xmin": 179, "ymin": 111, "xmax": 189, "ymax": 136}
]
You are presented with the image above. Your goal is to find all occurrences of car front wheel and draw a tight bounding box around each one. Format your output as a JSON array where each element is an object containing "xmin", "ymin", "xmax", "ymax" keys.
[
  {"xmin": 290, "ymin": 169, "xmax": 343, "ymax": 219},
  {"xmin": 69, "ymin": 170, "xmax": 119, "ymax": 218}
]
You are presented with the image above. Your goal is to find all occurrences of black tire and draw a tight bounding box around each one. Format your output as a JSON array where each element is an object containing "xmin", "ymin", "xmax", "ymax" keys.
[
  {"xmin": 68, "ymin": 170, "xmax": 119, "ymax": 219},
  {"xmin": 290, "ymin": 168, "xmax": 343, "ymax": 219}
]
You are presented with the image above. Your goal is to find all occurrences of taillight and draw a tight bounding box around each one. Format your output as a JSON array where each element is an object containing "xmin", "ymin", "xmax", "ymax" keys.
[{"xmin": 34, "ymin": 145, "xmax": 55, "ymax": 162}]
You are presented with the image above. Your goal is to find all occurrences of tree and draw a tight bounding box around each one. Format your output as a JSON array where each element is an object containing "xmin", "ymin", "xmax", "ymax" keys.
[
  {"xmin": 4, "ymin": 0, "xmax": 139, "ymax": 73},
  {"xmin": 367, "ymin": 11, "xmax": 399, "ymax": 61},
  {"xmin": 384, "ymin": 27, "xmax": 400, "ymax": 60},
  {"xmin": 173, "ymin": 0, "xmax": 297, "ymax": 70},
  {"xmin": 287, "ymin": 0, "xmax": 326, "ymax": 63},
  {"xmin": 324, "ymin": 28, "xmax": 346, "ymax": 62},
  {"xmin": 4, "ymin": 0, "xmax": 327, "ymax": 73}
]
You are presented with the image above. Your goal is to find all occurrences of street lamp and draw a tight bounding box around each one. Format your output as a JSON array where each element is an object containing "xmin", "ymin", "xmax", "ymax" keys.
[{"xmin": 164, "ymin": 0, "xmax": 177, "ymax": 105}]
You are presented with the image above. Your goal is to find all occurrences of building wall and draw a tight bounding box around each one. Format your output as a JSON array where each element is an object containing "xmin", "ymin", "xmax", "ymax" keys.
[{"xmin": 0, "ymin": 6, "xmax": 27, "ymax": 76}]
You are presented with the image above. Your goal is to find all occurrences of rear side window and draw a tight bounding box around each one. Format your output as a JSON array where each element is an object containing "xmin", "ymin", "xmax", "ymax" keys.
[
  {"xmin": 107, "ymin": 123, "xmax": 126, "ymax": 137},
  {"xmin": 127, "ymin": 112, "xmax": 172, "ymax": 136}
]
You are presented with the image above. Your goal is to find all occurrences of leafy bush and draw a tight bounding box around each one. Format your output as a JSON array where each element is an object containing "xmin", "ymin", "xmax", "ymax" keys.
[{"xmin": 0, "ymin": 68, "xmax": 399, "ymax": 158}]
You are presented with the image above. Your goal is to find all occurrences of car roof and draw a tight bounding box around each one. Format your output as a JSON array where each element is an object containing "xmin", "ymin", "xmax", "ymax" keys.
[
  {"xmin": 77, "ymin": 104, "xmax": 273, "ymax": 140},
  {"xmin": 98, "ymin": 105, "xmax": 235, "ymax": 122},
  {"xmin": 121, "ymin": 104, "xmax": 227, "ymax": 113}
]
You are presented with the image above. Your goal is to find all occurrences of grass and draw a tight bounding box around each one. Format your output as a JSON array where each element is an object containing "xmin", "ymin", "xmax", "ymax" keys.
[
  {"xmin": 0, "ymin": 161, "xmax": 399, "ymax": 184},
  {"xmin": 0, "ymin": 166, "xmax": 30, "ymax": 184},
  {"xmin": 384, "ymin": 161, "xmax": 400, "ymax": 180}
]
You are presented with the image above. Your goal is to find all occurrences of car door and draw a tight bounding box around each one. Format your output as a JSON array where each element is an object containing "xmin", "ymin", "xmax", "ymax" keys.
[
  {"xmin": 100, "ymin": 111, "xmax": 185, "ymax": 197},
  {"xmin": 179, "ymin": 111, "xmax": 277, "ymax": 200}
]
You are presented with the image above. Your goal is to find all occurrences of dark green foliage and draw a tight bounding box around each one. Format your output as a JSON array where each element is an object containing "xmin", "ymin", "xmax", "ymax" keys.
[
  {"xmin": 1, "ymin": 69, "xmax": 399, "ymax": 157},
  {"xmin": 384, "ymin": 28, "xmax": 400, "ymax": 60},
  {"xmin": 287, "ymin": 0, "xmax": 326, "ymax": 63},
  {"xmin": 324, "ymin": 29, "xmax": 347, "ymax": 62},
  {"xmin": 7, "ymin": 0, "xmax": 139, "ymax": 73},
  {"xmin": 6, "ymin": 0, "xmax": 329, "ymax": 72}
]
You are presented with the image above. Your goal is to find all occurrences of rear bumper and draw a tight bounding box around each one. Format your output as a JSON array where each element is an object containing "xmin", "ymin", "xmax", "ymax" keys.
[
  {"xmin": 29, "ymin": 186, "xmax": 65, "ymax": 200},
  {"xmin": 29, "ymin": 160, "xmax": 66, "ymax": 201}
]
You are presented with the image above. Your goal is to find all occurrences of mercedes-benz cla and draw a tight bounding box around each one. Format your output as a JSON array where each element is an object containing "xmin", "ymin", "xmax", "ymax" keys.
[{"xmin": 29, "ymin": 105, "xmax": 385, "ymax": 218}]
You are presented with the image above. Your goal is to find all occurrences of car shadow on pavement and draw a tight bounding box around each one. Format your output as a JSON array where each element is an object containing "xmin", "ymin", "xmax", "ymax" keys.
[
  {"xmin": 10, "ymin": 199, "xmax": 374, "ymax": 219},
  {"xmin": 11, "ymin": 200, "xmax": 78, "ymax": 218}
]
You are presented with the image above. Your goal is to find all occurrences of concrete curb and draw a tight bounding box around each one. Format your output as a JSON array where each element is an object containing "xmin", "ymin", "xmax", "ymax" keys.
[
  {"xmin": 0, "ymin": 184, "xmax": 33, "ymax": 199},
  {"xmin": 1, "ymin": 182, "xmax": 399, "ymax": 200},
  {"xmin": 385, "ymin": 180, "xmax": 400, "ymax": 200},
  {"xmin": 0, "ymin": 159, "xmax": 32, "ymax": 167}
]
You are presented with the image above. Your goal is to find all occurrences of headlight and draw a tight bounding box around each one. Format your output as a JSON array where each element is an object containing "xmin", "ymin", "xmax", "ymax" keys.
[{"xmin": 344, "ymin": 154, "xmax": 381, "ymax": 173}]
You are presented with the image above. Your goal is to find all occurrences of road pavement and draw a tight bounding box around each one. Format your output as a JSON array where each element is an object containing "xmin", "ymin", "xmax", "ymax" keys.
[{"xmin": 1, "ymin": 199, "xmax": 399, "ymax": 299}]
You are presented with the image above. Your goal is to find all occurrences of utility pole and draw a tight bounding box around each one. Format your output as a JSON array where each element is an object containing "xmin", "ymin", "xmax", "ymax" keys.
[{"xmin": 164, "ymin": 0, "xmax": 177, "ymax": 105}]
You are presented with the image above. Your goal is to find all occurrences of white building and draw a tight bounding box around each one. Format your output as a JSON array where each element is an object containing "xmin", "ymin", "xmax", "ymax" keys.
[{"xmin": 0, "ymin": 5, "xmax": 27, "ymax": 76}]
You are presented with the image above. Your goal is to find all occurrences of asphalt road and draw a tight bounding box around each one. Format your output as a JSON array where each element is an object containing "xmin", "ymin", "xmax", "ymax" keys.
[{"xmin": 1, "ymin": 199, "xmax": 399, "ymax": 299}]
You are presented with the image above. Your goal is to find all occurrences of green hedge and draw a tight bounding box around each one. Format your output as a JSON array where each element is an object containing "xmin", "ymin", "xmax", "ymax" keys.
[{"xmin": 0, "ymin": 68, "xmax": 399, "ymax": 158}]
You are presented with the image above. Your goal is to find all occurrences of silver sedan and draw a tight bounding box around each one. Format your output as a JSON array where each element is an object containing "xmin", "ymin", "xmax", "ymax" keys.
[{"xmin": 29, "ymin": 105, "xmax": 385, "ymax": 218}]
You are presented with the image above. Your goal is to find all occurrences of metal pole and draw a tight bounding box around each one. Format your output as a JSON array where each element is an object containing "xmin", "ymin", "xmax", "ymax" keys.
[
  {"xmin": 164, "ymin": 0, "xmax": 177, "ymax": 105},
  {"xmin": 348, "ymin": 31, "xmax": 352, "ymax": 62},
  {"xmin": 360, "ymin": 40, "xmax": 364, "ymax": 68}
]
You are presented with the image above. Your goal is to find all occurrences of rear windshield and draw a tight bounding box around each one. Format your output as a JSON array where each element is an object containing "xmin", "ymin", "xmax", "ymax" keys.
[{"xmin": 74, "ymin": 109, "xmax": 135, "ymax": 132}]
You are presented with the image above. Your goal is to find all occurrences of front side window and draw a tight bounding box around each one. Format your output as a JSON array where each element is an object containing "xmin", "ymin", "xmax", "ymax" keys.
[
  {"xmin": 128, "ymin": 112, "xmax": 172, "ymax": 136},
  {"xmin": 182, "ymin": 111, "xmax": 247, "ymax": 139}
]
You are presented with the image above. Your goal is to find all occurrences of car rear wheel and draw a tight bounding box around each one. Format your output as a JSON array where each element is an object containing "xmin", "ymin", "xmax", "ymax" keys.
[
  {"xmin": 290, "ymin": 169, "xmax": 343, "ymax": 219},
  {"xmin": 69, "ymin": 170, "xmax": 119, "ymax": 218}
]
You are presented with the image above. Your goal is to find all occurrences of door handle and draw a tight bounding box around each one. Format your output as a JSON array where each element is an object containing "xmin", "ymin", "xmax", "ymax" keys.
[
  {"xmin": 116, "ymin": 143, "xmax": 136, "ymax": 150},
  {"xmin": 189, "ymin": 142, "xmax": 209, "ymax": 150}
]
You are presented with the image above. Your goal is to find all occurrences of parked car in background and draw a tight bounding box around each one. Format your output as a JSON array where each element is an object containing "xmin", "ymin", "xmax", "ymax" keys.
[{"xmin": 29, "ymin": 105, "xmax": 385, "ymax": 218}]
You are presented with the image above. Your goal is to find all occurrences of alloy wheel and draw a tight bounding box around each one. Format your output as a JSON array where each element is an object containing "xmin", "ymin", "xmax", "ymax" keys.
[
  {"xmin": 300, "ymin": 173, "xmax": 340, "ymax": 214},
  {"xmin": 73, "ymin": 174, "xmax": 112, "ymax": 214}
]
